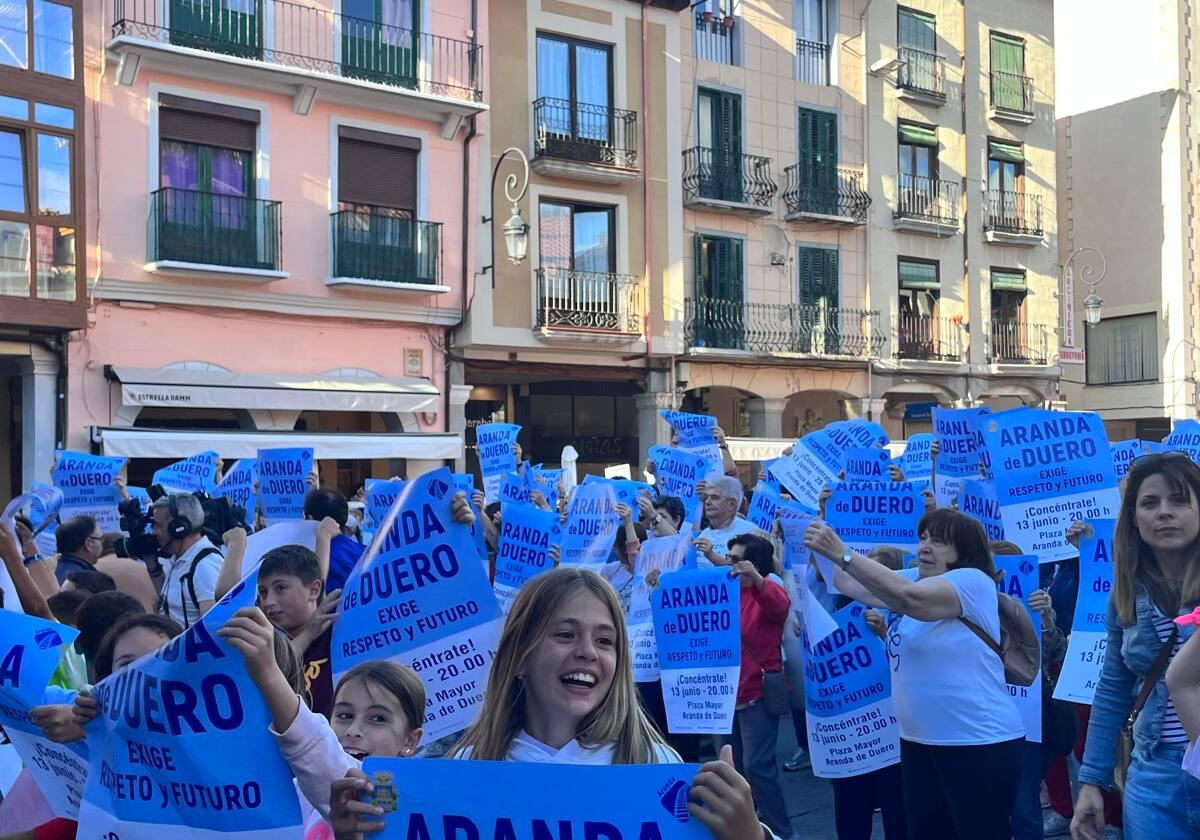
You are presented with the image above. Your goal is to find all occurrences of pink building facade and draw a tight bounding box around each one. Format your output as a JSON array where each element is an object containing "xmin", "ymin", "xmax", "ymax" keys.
[{"xmin": 71, "ymin": 0, "xmax": 485, "ymax": 490}]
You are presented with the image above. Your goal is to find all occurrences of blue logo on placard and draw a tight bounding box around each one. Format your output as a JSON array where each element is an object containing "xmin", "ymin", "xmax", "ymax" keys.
[
  {"xmin": 657, "ymin": 778, "xmax": 690, "ymax": 823},
  {"xmin": 1019, "ymin": 560, "xmax": 1035, "ymax": 577},
  {"xmin": 34, "ymin": 627, "xmax": 62, "ymax": 649},
  {"xmin": 428, "ymin": 478, "xmax": 449, "ymax": 501},
  {"xmin": 219, "ymin": 581, "xmax": 246, "ymax": 606}
]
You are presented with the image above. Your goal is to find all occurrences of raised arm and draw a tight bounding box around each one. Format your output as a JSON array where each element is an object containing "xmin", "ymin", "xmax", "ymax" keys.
[
  {"xmin": 214, "ymin": 526, "xmax": 248, "ymax": 601},
  {"xmin": 0, "ymin": 521, "xmax": 51, "ymax": 619}
]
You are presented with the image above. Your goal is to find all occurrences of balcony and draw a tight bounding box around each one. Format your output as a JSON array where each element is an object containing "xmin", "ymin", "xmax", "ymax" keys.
[
  {"xmin": 535, "ymin": 267, "xmax": 643, "ymax": 342},
  {"xmin": 796, "ymin": 38, "xmax": 829, "ymax": 85},
  {"xmin": 328, "ymin": 208, "xmax": 445, "ymax": 293},
  {"xmin": 984, "ymin": 189, "xmax": 1043, "ymax": 245},
  {"xmin": 109, "ymin": 0, "xmax": 484, "ymax": 132},
  {"xmin": 783, "ymin": 163, "xmax": 869, "ymax": 224},
  {"xmin": 892, "ymin": 314, "xmax": 963, "ymax": 362},
  {"xmin": 146, "ymin": 188, "xmax": 285, "ymax": 278},
  {"xmin": 683, "ymin": 147, "xmax": 777, "ymax": 217},
  {"xmin": 896, "ymin": 46, "xmax": 946, "ymax": 106},
  {"xmin": 684, "ymin": 298, "xmax": 883, "ymax": 358},
  {"xmin": 990, "ymin": 320, "xmax": 1049, "ymax": 366},
  {"xmin": 530, "ymin": 98, "xmax": 639, "ymax": 184},
  {"xmin": 893, "ymin": 175, "xmax": 958, "ymax": 235},
  {"xmin": 694, "ymin": 12, "xmax": 738, "ymax": 65},
  {"xmin": 989, "ymin": 70, "xmax": 1035, "ymax": 124}
]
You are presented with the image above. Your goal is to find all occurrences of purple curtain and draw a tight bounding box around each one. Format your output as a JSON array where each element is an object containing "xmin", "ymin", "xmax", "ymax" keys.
[{"xmin": 211, "ymin": 148, "xmax": 247, "ymax": 228}]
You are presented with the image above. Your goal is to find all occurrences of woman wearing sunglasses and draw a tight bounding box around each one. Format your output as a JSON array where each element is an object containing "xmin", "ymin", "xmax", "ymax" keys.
[{"xmin": 1072, "ymin": 451, "xmax": 1200, "ymax": 840}]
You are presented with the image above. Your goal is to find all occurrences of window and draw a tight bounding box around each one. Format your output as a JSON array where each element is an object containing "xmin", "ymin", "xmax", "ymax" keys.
[
  {"xmin": 797, "ymin": 245, "xmax": 837, "ymax": 307},
  {"xmin": 990, "ymin": 270, "xmax": 1028, "ymax": 359},
  {"xmin": 33, "ymin": 0, "xmax": 72, "ymax": 78},
  {"xmin": 795, "ymin": 0, "xmax": 828, "ymax": 83},
  {"xmin": 536, "ymin": 33, "xmax": 612, "ymax": 144},
  {"xmin": 693, "ymin": 233, "xmax": 744, "ymax": 349},
  {"xmin": 0, "ymin": 91, "xmax": 77, "ymax": 301},
  {"xmin": 695, "ymin": 0, "xmax": 739, "ymax": 66},
  {"xmin": 898, "ymin": 7, "xmax": 937, "ymax": 92},
  {"xmin": 898, "ymin": 121, "xmax": 937, "ymax": 215},
  {"xmin": 1086, "ymin": 313, "xmax": 1158, "ymax": 385},
  {"xmin": 897, "ymin": 258, "xmax": 943, "ymax": 358},
  {"xmin": 695, "ymin": 88, "xmax": 743, "ymax": 202},
  {"xmin": 335, "ymin": 128, "xmax": 429, "ymax": 283},
  {"xmin": 990, "ymin": 32, "xmax": 1028, "ymax": 111},
  {"xmin": 987, "ymin": 138, "xmax": 1024, "ymax": 193},
  {"xmin": 538, "ymin": 200, "xmax": 614, "ymax": 274}
]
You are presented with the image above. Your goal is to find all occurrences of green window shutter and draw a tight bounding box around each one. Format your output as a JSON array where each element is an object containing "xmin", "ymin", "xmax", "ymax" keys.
[
  {"xmin": 728, "ymin": 238, "xmax": 744, "ymax": 302},
  {"xmin": 694, "ymin": 233, "xmax": 706, "ymax": 296},
  {"xmin": 823, "ymin": 248, "xmax": 839, "ymax": 300},
  {"xmin": 988, "ymin": 139, "xmax": 1024, "ymax": 162},
  {"xmin": 899, "ymin": 259, "xmax": 939, "ymax": 290},
  {"xmin": 798, "ymin": 246, "xmax": 838, "ymax": 304},
  {"xmin": 898, "ymin": 9, "xmax": 936, "ymax": 51},
  {"xmin": 990, "ymin": 32, "xmax": 1025, "ymax": 75},
  {"xmin": 898, "ymin": 121, "xmax": 937, "ymax": 146},
  {"xmin": 991, "ymin": 269, "xmax": 1026, "ymax": 291},
  {"xmin": 718, "ymin": 93, "xmax": 742, "ymax": 158},
  {"xmin": 798, "ymin": 107, "xmax": 838, "ymax": 166}
]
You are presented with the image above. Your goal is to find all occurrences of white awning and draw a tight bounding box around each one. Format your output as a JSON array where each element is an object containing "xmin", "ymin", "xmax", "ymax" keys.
[
  {"xmin": 725, "ymin": 437, "xmax": 794, "ymax": 462},
  {"xmin": 108, "ymin": 366, "xmax": 440, "ymax": 414},
  {"xmin": 91, "ymin": 427, "xmax": 462, "ymax": 460}
]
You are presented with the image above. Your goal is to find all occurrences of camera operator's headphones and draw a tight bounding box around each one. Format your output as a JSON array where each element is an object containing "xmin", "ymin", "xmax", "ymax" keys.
[{"xmin": 165, "ymin": 495, "xmax": 194, "ymax": 541}]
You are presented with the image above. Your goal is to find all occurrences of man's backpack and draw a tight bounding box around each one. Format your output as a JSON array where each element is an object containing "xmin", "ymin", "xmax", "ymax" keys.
[{"xmin": 960, "ymin": 592, "xmax": 1042, "ymax": 687}]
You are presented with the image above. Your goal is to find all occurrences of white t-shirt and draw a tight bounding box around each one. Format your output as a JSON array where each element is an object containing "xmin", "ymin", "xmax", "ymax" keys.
[
  {"xmin": 1185, "ymin": 741, "xmax": 1200, "ymax": 781},
  {"xmin": 887, "ymin": 567, "xmax": 1025, "ymax": 746},
  {"xmin": 161, "ymin": 536, "xmax": 222, "ymax": 627},
  {"xmin": 697, "ymin": 517, "xmax": 764, "ymax": 567}
]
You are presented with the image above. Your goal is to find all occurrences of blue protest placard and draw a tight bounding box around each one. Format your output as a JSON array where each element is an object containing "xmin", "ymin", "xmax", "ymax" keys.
[
  {"xmin": 660, "ymin": 409, "xmax": 721, "ymax": 464},
  {"xmin": 77, "ymin": 573, "xmax": 303, "ymax": 838},
  {"xmin": 498, "ymin": 471, "xmax": 530, "ymax": 507},
  {"xmin": 1164, "ymin": 419, "xmax": 1200, "ymax": 461},
  {"xmin": 843, "ymin": 448, "xmax": 892, "ymax": 481},
  {"xmin": 256, "ymin": 448, "xmax": 313, "ymax": 526},
  {"xmin": 747, "ymin": 480, "xmax": 784, "ymax": 533},
  {"xmin": 1055, "ymin": 520, "xmax": 1116, "ymax": 704},
  {"xmin": 826, "ymin": 482, "xmax": 923, "ymax": 555},
  {"xmin": 652, "ymin": 567, "xmax": 740, "ymax": 734},
  {"xmin": 981, "ymin": 409, "xmax": 1120, "ymax": 562},
  {"xmin": 359, "ymin": 757, "xmax": 710, "ymax": 840},
  {"xmin": 52, "ymin": 450, "xmax": 126, "ymax": 532},
  {"xmin": 895, "ymin": 433, "xmax": 935, "ymax": 479},
  {"xmin": 1110, "ymin": 439, "xmax": 1161, "ymax": 479},
  {"xmin": 804, "ymin": 603, "xmax": 899, "ymax": 779},
  {"xmin": 212, "ymin": 458, "xmax": 257, "ymax": 527},
  {"xmin": 365, "ymin": 479, "xmax": 406, "ymax": 531},
  {"xmin": 0, "ymin": 611, "xmax": 88, "ymax": 817},
  {"xmin": 933, "ymin": 407, "xmax": 990, "ymax": 506},
  {"xmin": 560, "ymin": 482, "xmax": 621, "ymax": 566},
  {"xmin": 583, "ymin": 473, "xmax": 655, "ymax": 511},
  {"xmin": 152, "ymin": 451, "xmax": 219, "ymax": 494},
  {"xmin": 992, "ymin": 554, "xmax": 1042, "ymax": 742},
  {"xmin": 767, "ymin": 437, "xmax": 839, "ymax": 511},
  {"xmin": 492, "ymin": 503, "xmax": 561, "ymax": 613},
  {"xmin": 959, "ymin": 478, "xmax": 1004, "ymax": 542},
  {"xmin": 476, "ymin": 423, "xmax": 521, "ymax": 504},
  {"xmin": 529, "ymin": 466, "xmax": 562, "ymax": 511},
  {"xmin": 648, "ymin": 445, "xmax": 713, "ymax": 527},
  {"xmin": 332, "ymin": 469, "xmax": 503, "ymax": 742},
  {"xmin": 777, "ymin": 507, "xmax": 838, "ymax": 646},
  {"xmin": 628, "ymin": 534, "xmax": 694, "ymax": 682}
]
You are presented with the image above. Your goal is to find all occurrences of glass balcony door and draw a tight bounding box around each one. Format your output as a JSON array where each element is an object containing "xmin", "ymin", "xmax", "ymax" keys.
[
  {"xmin": 341, "ymin": 0, "xmax": 418, "ymax": 89},
  {"xmin": 170, "ymin": 0, "xmax": 261, "ymax": 58}
]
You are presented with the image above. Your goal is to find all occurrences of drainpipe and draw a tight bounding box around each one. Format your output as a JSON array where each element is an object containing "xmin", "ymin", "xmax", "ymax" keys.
[
  {"xmin": 641, "ymin": 0, "xmax": 653, "ymax": 361},
  {"xmin": 859, "ymin": 0, "xmax": 873, "ymax": 421},
  {"xmin": 960, "ymin": 3, "xmax": 970, "ymax": 402}
]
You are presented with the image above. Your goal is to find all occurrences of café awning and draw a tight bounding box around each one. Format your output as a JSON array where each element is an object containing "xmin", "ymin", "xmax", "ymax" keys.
[{"xmin": 91, "ymin": 427, "xmax": 462, "ymax": 460}]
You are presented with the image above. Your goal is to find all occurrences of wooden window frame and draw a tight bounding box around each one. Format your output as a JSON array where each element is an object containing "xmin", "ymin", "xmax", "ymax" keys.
[{"xmin": 537, "ymin": 199, "xmax": 616, "ymax": 274}]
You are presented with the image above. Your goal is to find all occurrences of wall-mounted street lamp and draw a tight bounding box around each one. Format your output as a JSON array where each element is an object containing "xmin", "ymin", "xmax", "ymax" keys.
[
  {"xmin": 481, "ymin": 146, "xmax": 531, "ymax": 286},
  {"xmin": 1063, "ymin": 247, "xmax": 1107, "ymax": 327}
]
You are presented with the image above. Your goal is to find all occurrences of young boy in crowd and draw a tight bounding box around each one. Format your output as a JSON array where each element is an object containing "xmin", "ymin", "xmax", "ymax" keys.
[{"xmin": 256, "ymin": 544, "xmax": 337, "ymax": 718}]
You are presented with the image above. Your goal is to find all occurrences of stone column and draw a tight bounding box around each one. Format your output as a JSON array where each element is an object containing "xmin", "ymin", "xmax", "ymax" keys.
[
  {"xmin": 745, "ymin": 397, "xmax": 789, "ymax": 439},
  {"xmin": 843, "ymin": 397, "xmax": 887, "ymax": 423},
  {"xmin": 634, "ymin": 391, "xmax": 676, "ymax": 476},
  {"xmin": 447, "ymin": 383, "xmax": 473, "ymax": 473},
  {"xmin": 18, "ymin": 345, "xmax": 59, "ymax": 490}
]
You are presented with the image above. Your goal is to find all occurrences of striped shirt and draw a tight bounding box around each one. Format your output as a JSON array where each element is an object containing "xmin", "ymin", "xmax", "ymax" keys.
[{"xmin": 1152, "ymin": 610, "xmax": 1189, "ymax": 746}]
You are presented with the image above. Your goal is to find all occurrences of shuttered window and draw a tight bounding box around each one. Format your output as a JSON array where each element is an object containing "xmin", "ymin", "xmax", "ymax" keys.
[
  {"xmin": 695, "ymin": 233, "xmax": 743, "ymax": 301},
  {"xmin": 337, "ymin": 127, "xmax": 420, "ymax": 212},
  {"xmin": 159, "ymin": 95, "xmax": 257, "ymax": 152},
  {"xmin": 898, "ymin": 121, "xmax": 937, "ymax": 146},
  {"xmin": 991, "ymin": 268, "xmax": 1026, "ymax": 291},
  {"xmin": 899, "ymin": 258, "xmax": 939, "ymax": 290},
  {"xmin": 988, "ymin": 139, "xmax": 1024, "ymax": 163},
  {"xmin": 797, "ymin": 245, "xmax": 838, "ymax": 306},
  {"xmin": 797, "ymin": 107, "xmax": 838, "ymax": 166}
]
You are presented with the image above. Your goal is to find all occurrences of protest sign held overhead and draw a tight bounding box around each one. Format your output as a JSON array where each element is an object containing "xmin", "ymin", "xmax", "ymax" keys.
[
  {"xmin": 959, "ymin": 478, "xmax": 1004, "ymax": 542},
  {"xmin": 981, "ymin": 409, "xmax": 1119, "ymax": 562},
  {"xmin": 826, "ymin": 482, "xmax": 923, "ymax": 555},
  {"xmin": 660, "ymin": 409, "xmax": 721, "ymax": 463},
  {"xmin": 933, "ymin": 407, "xmax": 990, "ymax": 507},
  {"xmin": 843, "ymin": 447, "xmax": 892, "ymax": 481},
  {"xmin": 628, "ymin": 534, "xmax": 694, "ymax": 682},
  {"xmin": 651, "ymin": 567, "xmax": 740, "ymax": 734},
  {"xmin": 1110, "ymin": 439, "xmax": 1161, "ymax": 479},
  {"xmin": 1054, "ymin": 520, "xmax": 1116, "ymax": 704},
  {"xmin": 256, "ymin": 447, "xmax": 314, "ymax": 526},
  {"xmin": 53, "ymin": 450, "xmax": 126, "ymax": 532},
  {"xmin": 492, "ymin": 502, "xmax": 560, "ymax": 613},
  {"xmin": 895, "ymin": 433, "xmax": 935, "ymax": 479},
  {"xmin": 1163, "ymin": 418, "xmax": 1200, "ymax": 461},
  {"xmin": 475, "ymin": 423, "xmax": 520, "ymax": 504},
  {"xmin": 560, "ymin": 481, "xmax": 621, "ymax": 566},
  {"xmin": 332, "ymin": 468, "xmax": 503, "ymax": 742},
  {"xmin": 212, "ymin": 458, "xmax": 257, "ymax": 527},
  {"xmin": 647, "ymin": 445, "xmax": 713, "ymax": 527},
  {"xmin": 152, "ymin": 451, "xmax": 219, "ymax": 494},
  {"xmin": 992, "ymin": 554, "xmax": 1042, "ymax": 742}
]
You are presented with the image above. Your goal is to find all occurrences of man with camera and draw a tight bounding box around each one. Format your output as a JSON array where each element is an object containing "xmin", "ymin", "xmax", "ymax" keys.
[{"xmin": 151, "ymin": 493, "xmax": 223, "ymax": 628}]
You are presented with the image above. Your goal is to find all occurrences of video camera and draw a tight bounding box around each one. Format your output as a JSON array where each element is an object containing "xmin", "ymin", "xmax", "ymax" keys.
[{"xmin": 115, "ymin": 484, "xmax": 248, "ymax": 558}]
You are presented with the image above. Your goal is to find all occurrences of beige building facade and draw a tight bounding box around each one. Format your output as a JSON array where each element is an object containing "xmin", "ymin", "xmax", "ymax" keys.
[
  {"xmin": 676, "ymin": 0, "xmax": 1059, "ymax": 459},
  {"xmin": 454, "ymin": 0, "xmax": 689, "ymax": 475},
  {"xmin": 1056, "ymin": 0, "xmax": 1200, "ymax": 440}
]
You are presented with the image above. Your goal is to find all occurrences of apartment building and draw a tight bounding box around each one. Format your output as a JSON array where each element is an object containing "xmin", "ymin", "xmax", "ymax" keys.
[
  {"xmin": 454, "ymin": 0, "xmax": 689, "ymax": 475},
  {"xmin": 0, "ymin": 0, "xmax": 83, "ymax": 496},
  {"xmin": 677, "ymin": 0, "xmax": 1059, "ymax": 457},
  {"xmin": 70, "ymin": 0, "xmax": 485, "ymax": 488},
  {"xmin": 1056, "ymin": 0, "xmax": 1199, "ymax": 440}
]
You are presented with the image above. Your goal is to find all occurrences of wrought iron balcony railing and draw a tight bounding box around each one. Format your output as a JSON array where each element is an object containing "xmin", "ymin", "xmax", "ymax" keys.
[
  {"xmin": 148, "ymin": 187, "xmax": 281, "ymax": 271},
  {"xmin": 535, "ymin": 267, "xmax": 642, "ymax": 335},
  {"xmin": 990, "ymin": 320, "xmax": 1049, "ymax": 365},
  {"xmin": 893, "ymin": 314, "xmax": 963, "ymax": 361},
  {"xmin": 897, "ymin": 46, "xmax": 945, "ymax": 97},
  {"xmin": 685, "ymin": 297, "xmax": 883, "ymax": 357},
  {"xmin": 895, "ymin": 175, "xmax": 958, "ymax": 226},
  {"xmin": 331, "ymin": 208, "xmax": 440, "ymax": 285},
  {"xmin": 985, "ymin": 189, "xmax": 1043, "ymax": 237},
  {"xmin": 533, "ymin": 98, "xmax": 638, "ymax": 169},
  {"xmin": 683, "ymin": 146, "xmax": 777, "ymax": 208},
  {"xmin": 990, "ymin": 69, "xmax": 1034, "ymax": 114},
  {"xmin": 694, "ymin": 11, "xmax": 737, "ymax": 65},
  {"xmin": 783, "ymin": 162, "xmax": 870, "ymax": 221},
  {"xmin": 796, "ymin": 38, "xmax": 829, "ymax": 85},
  {"xmin": 112, "ymin": 0, "xmax": 484, "ymax": 101}
]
